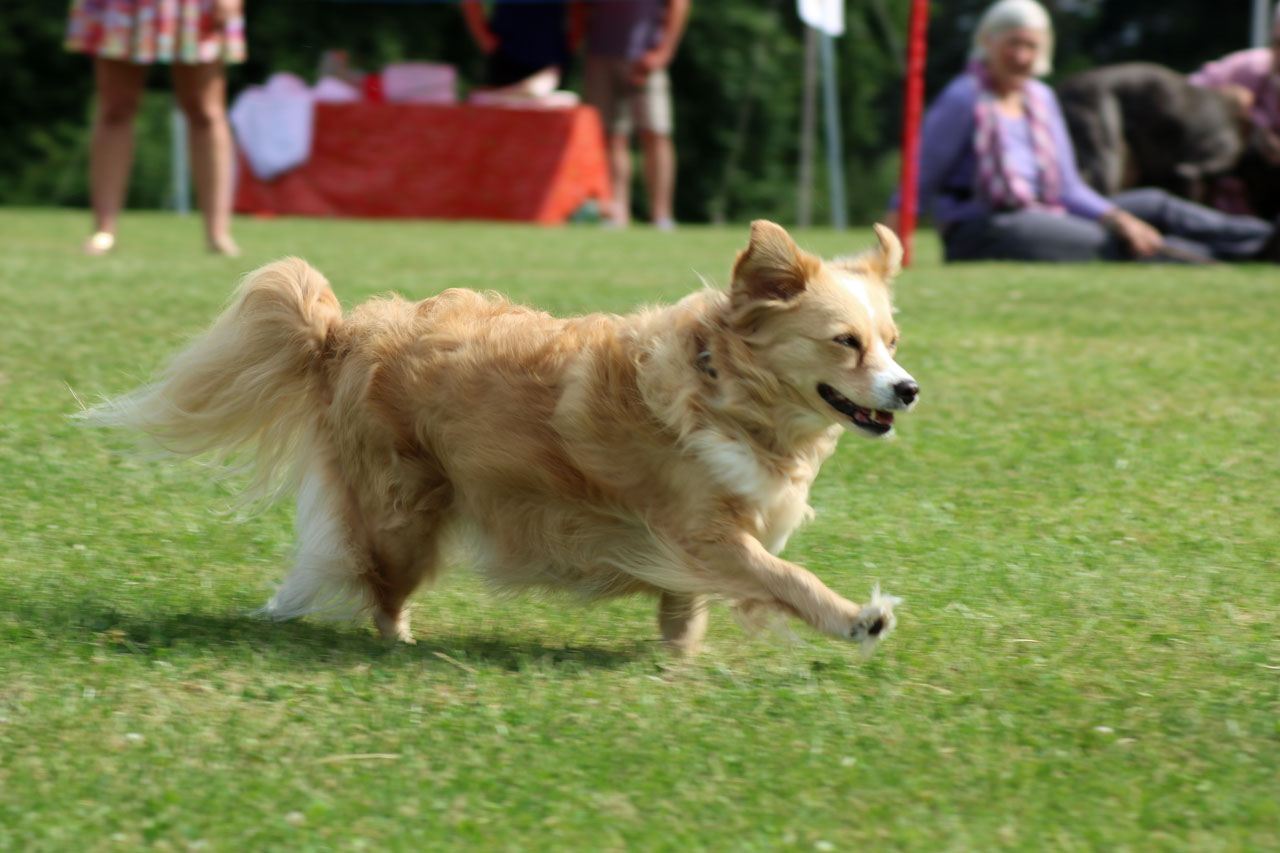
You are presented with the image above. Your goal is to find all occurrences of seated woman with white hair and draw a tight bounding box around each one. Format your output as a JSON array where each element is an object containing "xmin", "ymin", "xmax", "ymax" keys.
[{"xmin": 891, "ymin": 0, "xmax": 1279, "ymax": 263}]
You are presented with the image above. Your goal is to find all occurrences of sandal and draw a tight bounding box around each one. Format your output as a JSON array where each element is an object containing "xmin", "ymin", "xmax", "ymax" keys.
[
  {"xmin": 207, "ymin": 236, "xmax": 242, "ymax": 258},
  {"xmin": 84, "ymin": 231, "xmax": 116, "ymax": 255}
]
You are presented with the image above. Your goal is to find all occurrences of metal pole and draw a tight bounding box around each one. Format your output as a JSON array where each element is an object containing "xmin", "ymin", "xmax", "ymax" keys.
[
  {"xmin": 819, "ymin": 31, "xmax": 847, "ymax": 230},
  {"xmin": 797, "ymin": 25, "xmax": 819, "ymax": 227},
  {"xmin": 170, "ymin": 104, "xmax": 191, "ymax": 215},
  {"xmin": 1252, "ymin": 0, "xmax": 1271, "ymax": 47}
]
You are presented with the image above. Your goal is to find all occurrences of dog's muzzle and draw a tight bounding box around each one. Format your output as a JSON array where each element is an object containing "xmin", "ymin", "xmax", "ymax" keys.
[{"xmin": 817, "ymin": 382, "xmax": 915, "ymax": 436}]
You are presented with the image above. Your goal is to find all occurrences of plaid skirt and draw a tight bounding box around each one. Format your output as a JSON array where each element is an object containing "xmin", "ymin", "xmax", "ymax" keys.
[{"xmin": 65, "ymin": 0, "xmax": 247, "ymax": 65}]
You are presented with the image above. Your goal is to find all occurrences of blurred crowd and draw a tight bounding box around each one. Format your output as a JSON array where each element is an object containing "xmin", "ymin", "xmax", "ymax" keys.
[
  {"xmin": 63, "ymin": 0, "xmax": 689, "ymax": 255},
  {"xmin": 62, "ymin": 0, "xmax": 1280, "ymax": 266}
]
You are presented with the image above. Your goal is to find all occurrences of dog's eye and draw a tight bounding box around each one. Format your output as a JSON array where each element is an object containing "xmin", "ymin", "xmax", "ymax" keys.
[
  {"xmin": 834, "ymin": 334, "xmax": 862, "ymax": 350},
  {"xmin": 889, "ymin": 337, "xmax": 899, "ymax": 351}
]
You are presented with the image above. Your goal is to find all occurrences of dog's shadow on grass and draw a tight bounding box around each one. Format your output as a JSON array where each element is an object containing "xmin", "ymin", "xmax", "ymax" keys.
[{"xmin": 55, "ymin": 603, "xmax": 653, "ymax": 672}]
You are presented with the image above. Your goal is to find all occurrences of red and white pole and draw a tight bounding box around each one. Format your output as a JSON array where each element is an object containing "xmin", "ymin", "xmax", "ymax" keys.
[{"xmin": 897, "ymin": 0, "xmax": 930, "ymax": 266}]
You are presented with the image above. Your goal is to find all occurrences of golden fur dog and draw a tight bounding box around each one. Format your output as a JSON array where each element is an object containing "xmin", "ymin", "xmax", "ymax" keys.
[{"xmin": 85, "ymin": 221, "xmax": 918, "ymax": 655}]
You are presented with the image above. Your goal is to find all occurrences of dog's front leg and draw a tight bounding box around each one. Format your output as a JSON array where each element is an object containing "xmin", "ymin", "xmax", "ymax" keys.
[
  {"xmin": 692, "ymin": 532, "xmax": 896, "ymax": 649},
  {"xmin": 657, "ymin": 592, "xmax": 710, "ymax": 656}
]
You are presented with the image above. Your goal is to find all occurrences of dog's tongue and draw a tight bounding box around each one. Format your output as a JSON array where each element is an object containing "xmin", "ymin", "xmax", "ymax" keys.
[{"xmin": 873, "ymin": 411, "xmax": 894, "ymax": 425}]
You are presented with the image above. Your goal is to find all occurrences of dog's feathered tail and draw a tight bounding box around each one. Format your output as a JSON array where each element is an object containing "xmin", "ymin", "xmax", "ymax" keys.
[{"xmin": 78, "ymin": 257, "xmax": 342, "ymax": 505}]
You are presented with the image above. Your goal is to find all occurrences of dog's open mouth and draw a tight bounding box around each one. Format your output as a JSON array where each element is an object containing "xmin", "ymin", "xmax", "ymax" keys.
[{"xmin": 817, "ymin": 383, "xmax": 894, "ymax": 435}]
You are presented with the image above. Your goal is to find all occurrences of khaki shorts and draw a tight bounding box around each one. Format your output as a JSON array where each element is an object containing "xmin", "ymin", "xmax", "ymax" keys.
[{"xmin": 583, "ymin": 55, "xmax": 673, "ymax": 136}]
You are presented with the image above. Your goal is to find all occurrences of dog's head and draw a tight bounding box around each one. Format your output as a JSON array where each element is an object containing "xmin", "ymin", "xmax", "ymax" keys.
[{"xmin": 728, "ymin": 220, "xmax": 918, "ymax": 438}]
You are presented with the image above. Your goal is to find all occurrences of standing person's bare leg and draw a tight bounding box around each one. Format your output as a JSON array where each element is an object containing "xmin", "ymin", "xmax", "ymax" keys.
[
  {"xmin": 87, "ymin": 58, "xmax": 148, "ymax": 253},
  {"xmin": 173, "ymin": 61, "xmax": 239, "ymax": 256},
  {"xmin": 608, "ymin": 133, "xmax": 633, "ymax": 227},
  {"xmin": 641, "ymin": 129, "xmax": 676, "ymax": 229}
]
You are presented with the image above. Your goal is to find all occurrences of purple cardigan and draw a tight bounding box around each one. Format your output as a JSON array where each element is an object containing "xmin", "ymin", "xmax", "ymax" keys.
[{"xmin": 893, "ymin": 72, "xmax": 1114, "ymax": 225}]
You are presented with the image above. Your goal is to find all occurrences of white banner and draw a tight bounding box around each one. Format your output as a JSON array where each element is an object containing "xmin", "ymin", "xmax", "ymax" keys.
[{"xmin": 798, "ymin": 0, "xmax": 845, "ymax": 36}]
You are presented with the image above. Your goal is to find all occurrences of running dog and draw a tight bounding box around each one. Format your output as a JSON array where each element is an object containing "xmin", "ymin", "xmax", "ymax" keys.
[{"xmin": 84, "ymin": 221, "xmax": 917, "ymax": 655}]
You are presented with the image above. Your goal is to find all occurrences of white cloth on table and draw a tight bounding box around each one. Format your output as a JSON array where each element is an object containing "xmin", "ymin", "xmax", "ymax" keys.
[{"xmin": 231, "ymin": 73, "xmax": 361, "ymax": 180}]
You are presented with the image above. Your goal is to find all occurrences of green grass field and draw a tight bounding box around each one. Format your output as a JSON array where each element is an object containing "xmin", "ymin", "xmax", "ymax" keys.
[{"xmin": 1, "ymin": 209, "xmax": 1277, "ymax": 851}]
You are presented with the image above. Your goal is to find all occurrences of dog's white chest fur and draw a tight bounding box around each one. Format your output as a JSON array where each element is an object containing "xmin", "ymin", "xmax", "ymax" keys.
[{"xmin": 689, "ymin": 430, "xmax": 816, "ymax": 554}]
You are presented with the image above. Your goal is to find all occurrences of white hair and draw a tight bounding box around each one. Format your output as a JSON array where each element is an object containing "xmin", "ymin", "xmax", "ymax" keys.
[{"xmin": 969, "ymin": 0, "xmax": 1055, "ymax": 77}]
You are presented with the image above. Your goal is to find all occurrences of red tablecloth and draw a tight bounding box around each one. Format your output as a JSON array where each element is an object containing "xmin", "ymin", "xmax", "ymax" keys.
[{"xmin": 235, "ymin": 103, "xmax": 611, "ymax": 224}]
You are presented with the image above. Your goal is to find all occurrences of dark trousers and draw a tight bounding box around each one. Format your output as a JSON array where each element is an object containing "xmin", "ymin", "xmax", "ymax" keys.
[{"xmin": 943, "ymin": 188, "xmax": 1275, "ymax": 263}]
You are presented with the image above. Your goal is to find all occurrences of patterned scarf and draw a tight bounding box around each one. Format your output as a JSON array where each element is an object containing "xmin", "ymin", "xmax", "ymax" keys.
[{"xmin": 970, "ymin": 61, "xmax": 1064, "ymax": 212}]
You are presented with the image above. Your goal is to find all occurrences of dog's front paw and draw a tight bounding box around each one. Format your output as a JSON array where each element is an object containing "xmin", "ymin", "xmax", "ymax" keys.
[{"xmin": 848, "ymin": 584, "xmax": 901, "ymax": 656}]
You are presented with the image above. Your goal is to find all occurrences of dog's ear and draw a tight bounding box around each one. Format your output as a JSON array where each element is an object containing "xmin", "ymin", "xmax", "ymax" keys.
[
  {"xmin": 732, "ymin": 220, "xmax": 819, "ymax": 304},
  {"xmin": 872, "ymin": 223, "xmax": 904, "ymax": 279},
  {"xmin": 830, "ymin": 224, "xmax": 904, "ymax": 283}
]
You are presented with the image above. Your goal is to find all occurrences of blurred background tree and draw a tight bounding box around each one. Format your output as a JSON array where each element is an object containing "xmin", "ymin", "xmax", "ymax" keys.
[{"xmin": 0, "ymin": 1, "xmax": 1255, "ymax": 224}]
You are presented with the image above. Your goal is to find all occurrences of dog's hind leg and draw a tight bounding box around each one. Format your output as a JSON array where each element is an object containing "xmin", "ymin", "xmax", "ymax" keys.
[
  {"xmin": 365, "ymin": 528, "xmax": 444, "ymax": 644},
  {"xmin": 259, "ymin": 455, "xmax": 446, "ymax": 644},
  {"xmin": 657, "ymin": 592, "xmax": 710, "ymax": 656},
  {"xmin": 258, "ymin": 459, "xmax": 371, "ymax": 624}
]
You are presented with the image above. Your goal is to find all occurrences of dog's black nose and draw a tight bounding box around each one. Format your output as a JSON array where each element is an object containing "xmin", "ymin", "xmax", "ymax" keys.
[{"xmin": 894, "ymin": 379, "xmax": 919, "ymax": 406}]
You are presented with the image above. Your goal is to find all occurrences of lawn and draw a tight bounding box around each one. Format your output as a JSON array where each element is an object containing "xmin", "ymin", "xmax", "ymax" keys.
[{"xmin": 1, "ymin": 209, "xmax": 1277, "ymax": 852}]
